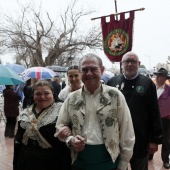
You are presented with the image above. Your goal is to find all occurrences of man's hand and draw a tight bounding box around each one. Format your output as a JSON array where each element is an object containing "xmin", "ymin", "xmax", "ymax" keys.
[
  {"xmin": 54, "ymin": 126, "xmax": 72, "ymax": 141},
  {"xmin": 70, "ymin": 135, "xmax": 86, "ymax": 152},
  {"xmin": 147, "ymin": 143, "xmax": 158, "ymax": 154}
]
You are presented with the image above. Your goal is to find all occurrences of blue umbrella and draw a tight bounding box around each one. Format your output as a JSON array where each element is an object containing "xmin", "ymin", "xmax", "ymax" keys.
[
  {"xmin": 5, "ymin": 64, "xmax": 26, "ymax": 74},
  {"xmin": 0, "ymin": 64, "xmax": 25, "ymax": 85}
]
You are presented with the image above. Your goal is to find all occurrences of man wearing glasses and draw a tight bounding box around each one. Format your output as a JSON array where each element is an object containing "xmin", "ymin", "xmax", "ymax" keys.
[{"xmin": 107, "ymin": 51, "xmax": 163, "ymax": 170}]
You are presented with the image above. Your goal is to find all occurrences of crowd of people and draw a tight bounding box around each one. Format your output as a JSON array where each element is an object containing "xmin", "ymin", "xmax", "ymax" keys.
[{"xmin": 1, "ymin": 51, "xmax": 170, "ymax": 170}]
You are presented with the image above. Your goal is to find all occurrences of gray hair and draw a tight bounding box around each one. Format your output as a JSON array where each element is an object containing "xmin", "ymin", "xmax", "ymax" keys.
[{"xmin": 79, "ymin": 53, "xmax": 103, "ymax": 70}]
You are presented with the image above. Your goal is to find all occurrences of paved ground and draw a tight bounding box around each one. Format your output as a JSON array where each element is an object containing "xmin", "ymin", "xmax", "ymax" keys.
[
  {"xmin": 0, "ymin": 121, "xmax": 13, "ymax": 170},
  {"xmin": 0, "ymin": 120, "xmax": 168, "ymax": 170}
]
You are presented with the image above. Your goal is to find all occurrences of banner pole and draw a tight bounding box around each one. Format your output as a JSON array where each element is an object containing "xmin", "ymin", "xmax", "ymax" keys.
[
  {"xmin": 114, "ymin": 0, "xmax": 118, "ymax": 20},
  {"xmin": 114, "ymin": 0, "xmax": 122, "ymax": 72},
  {"xmin": 91, "ymin": 8, "xmax": 145, "ymax": 20}
]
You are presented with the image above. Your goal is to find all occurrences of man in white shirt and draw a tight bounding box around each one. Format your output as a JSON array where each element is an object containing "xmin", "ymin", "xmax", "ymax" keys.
[{"xmin": 56, "ymin": 53, "xmax": 135, "ymax": 170}]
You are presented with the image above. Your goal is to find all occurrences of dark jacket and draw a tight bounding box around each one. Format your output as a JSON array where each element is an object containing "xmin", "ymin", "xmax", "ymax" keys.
[
  {"xmin": 23, "ymin": 86, "xmax": 33, "ymax": 109},
  {"xmin": 52, "ymin": 81, "xmax": 61, "ymax": 99},
  {"xmin": 3, "ymin": 88, "xmax": 21, "ymax": 117},
  {"xmin": 107, "ymin": 74, "xmax": 163, "ymax": 158}
]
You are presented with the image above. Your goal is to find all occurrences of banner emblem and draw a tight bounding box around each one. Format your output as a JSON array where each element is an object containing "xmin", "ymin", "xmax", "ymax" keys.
[{"xmin": 104, "ymin": 28, "xmax": 129, "ymax": 56}]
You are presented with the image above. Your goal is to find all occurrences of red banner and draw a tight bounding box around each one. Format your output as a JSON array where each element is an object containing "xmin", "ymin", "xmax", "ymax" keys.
[{"xmin": 101, "ymin": 11, "xmax": 134, "ymax": 62}]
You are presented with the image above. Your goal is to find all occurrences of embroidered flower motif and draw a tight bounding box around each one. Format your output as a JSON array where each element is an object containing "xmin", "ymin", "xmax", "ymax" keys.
[
  {"xmin": 108, "ymin": 139, "xmax": 116, "ymax": 149},
  {"xmin": 71, "ymin": 92, "xmax": 84, "ymax": 111},
  {"xmin": 105, "ymin": 116, "xmax": 114, "ymax": 127},
  {"xmin": 100, "ymin": 95, "xmax": 108, "ymax": 105},
  {"xmin": 108, "ymin": 90, "xmax": 114, "ymax": 97},
  {"xmin": 71, "ymin": 114, "xmax": 79, "ymax": 130},
  {"xmin": 108, "ymin": 90, "xmax": 118, "ymax": 98},
  {"xmin": 73, "ymin": 100, "xmax": 84, "ymax": 110},
  {"xmin": 105, "ymin": 110, "xmax": 118, "ymax": 127},
  {"xmin": 108, "ymin": 109, "xmax": 117, "ymax": 117}
]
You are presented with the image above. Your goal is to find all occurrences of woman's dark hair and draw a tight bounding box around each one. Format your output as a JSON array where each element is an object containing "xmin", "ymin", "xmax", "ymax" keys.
[
  {"xmin": 32, "ymin": 80, "xmax": 54, "ymax": 94},
  {"xmin": 3, "ymin": 85, "xmax": 13, "ymax": 96},
  {"xmin": 5, "ymin": 85, "xmax": 13, "ymax": 90},
  {"xmin": 25, "ymin": 78, "xmax": 31, "ymax": 87},
  {"xmin": 67, "ymin": 65, "xmax": 79, "ymax": 74}
]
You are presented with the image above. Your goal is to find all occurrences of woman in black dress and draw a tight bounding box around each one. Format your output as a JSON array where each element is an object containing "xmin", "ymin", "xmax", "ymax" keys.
[{"xmin": 13, "ymin": 80, "xmax": 71, "ymax": 170}]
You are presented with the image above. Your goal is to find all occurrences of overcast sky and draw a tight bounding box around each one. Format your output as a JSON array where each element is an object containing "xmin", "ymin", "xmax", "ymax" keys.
[{"xmin": 0, "ymin": 0, "xmax": 170, "ymax": 70}]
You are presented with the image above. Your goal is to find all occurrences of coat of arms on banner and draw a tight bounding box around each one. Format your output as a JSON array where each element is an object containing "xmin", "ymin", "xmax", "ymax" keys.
[{"xmin": 104, "ymin": 28, "xmax": 129, "ymax": 56}]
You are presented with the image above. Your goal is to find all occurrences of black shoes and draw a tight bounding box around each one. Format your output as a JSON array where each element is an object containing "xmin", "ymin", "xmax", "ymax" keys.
[
  {"xmin": 163, "ymin": 162, "xmax": 170, "ymax": 169},
  {"xmin": 4, "ymin": 131, "xmax": 15, "ymax": 138}
]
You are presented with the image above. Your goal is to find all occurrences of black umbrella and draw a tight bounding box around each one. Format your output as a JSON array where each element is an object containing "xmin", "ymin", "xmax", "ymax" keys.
[{"xmin": 46, "ymin": 66, "xmax": 67, "ymax": 72}]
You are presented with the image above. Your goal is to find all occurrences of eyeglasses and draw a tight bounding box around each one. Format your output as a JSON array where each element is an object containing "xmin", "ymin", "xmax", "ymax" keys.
[{"xmin": 122, "ymin": 60, "xmax": 138, "ymax": 65}]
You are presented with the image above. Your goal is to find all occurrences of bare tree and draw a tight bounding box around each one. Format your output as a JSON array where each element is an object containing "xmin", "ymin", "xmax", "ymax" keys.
[
  {"xmin": 0, "ymin": 0, "xmax": 102, "ymax": 67},
  {"xmin": 0, "ymin": 39, "xmax": 6, "ymax": 55}
]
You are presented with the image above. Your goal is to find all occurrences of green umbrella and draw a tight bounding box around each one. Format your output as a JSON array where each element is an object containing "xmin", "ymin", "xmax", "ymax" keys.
[{"xmin": 0, "ymin": 64, "xmax": 25, "ymax": 85}]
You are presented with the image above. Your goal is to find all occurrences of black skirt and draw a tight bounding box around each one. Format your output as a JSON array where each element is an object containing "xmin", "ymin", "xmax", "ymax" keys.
[{"xmin": 16, "ymin": 144, "xmax": 71, "ymax": 170}]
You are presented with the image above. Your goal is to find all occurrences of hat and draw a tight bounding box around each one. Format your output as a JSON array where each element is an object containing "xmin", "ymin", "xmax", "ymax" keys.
[{"xmin": 154, "ymin": 68, "xmax": 170, "ymax": 78}]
